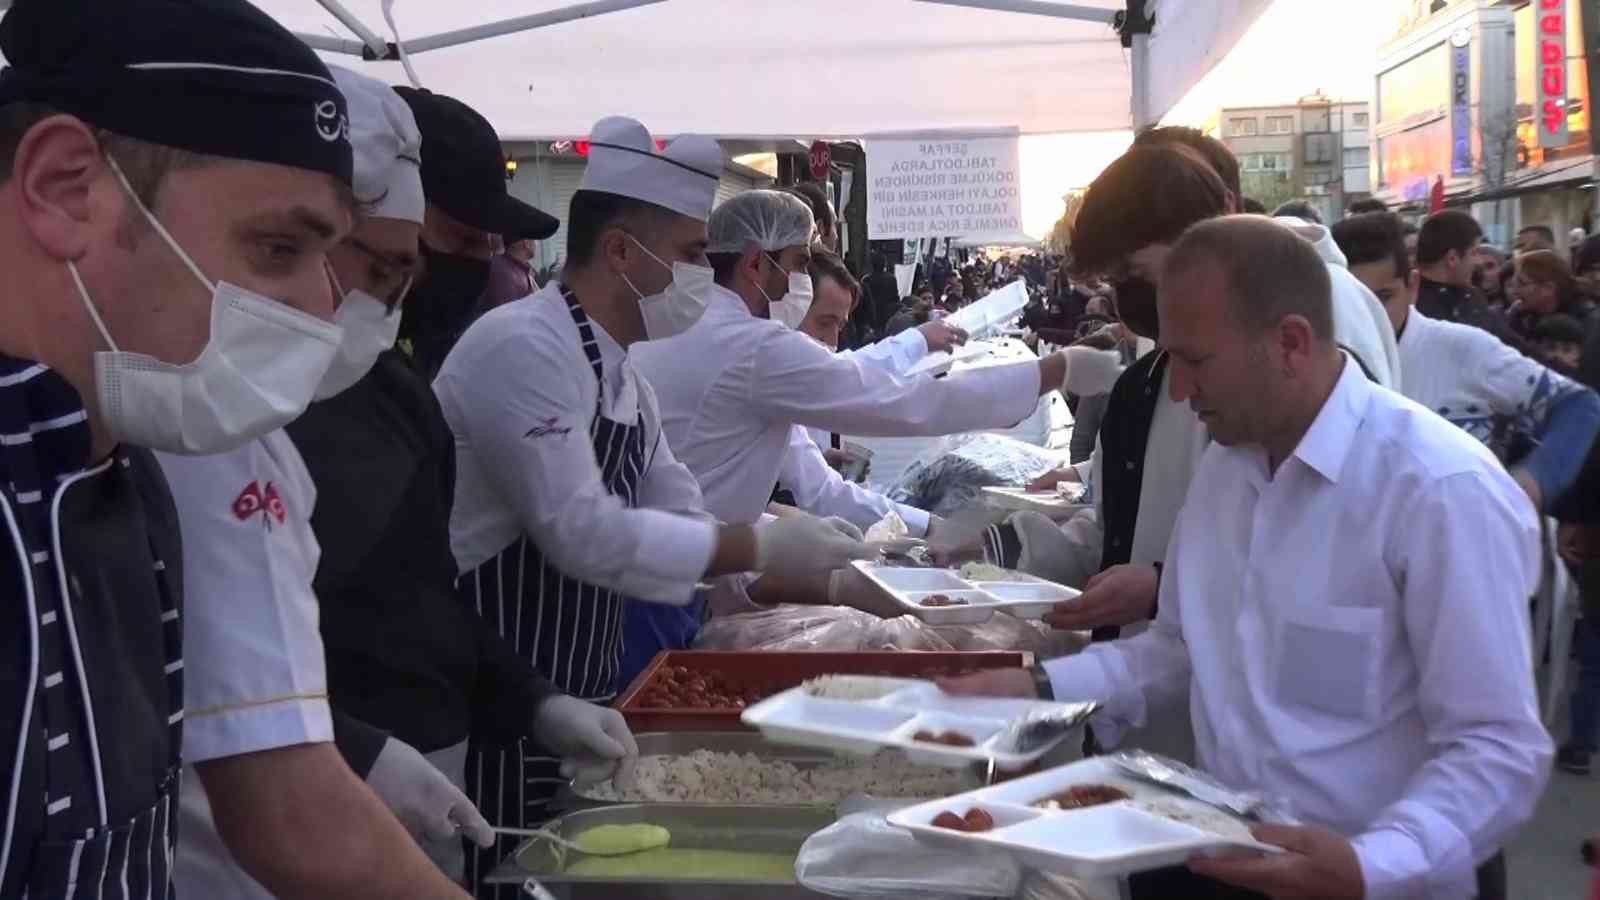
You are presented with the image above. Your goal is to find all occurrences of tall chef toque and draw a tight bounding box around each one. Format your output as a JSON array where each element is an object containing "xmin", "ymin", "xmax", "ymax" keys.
[
  {"xmin": 0, "ymin": 0, "xmax": 354, "ymax": 186},
  {"xmin": 580, "ymin": 116, "xmax": 724, "ymax": 222}
]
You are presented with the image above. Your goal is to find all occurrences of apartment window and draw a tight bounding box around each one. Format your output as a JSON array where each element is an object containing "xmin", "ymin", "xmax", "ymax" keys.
[
  {"xmin": 1261, "ymin": 152, "xmax": 1290, "ymax": 171},
  {"xmin": 1351, "ymin": 112, "xmax": 1370, "ymax": 128},
  {"xmin": 1343, "ymin": 146, "xmax": 1370, "ymax": 167},
  {"xmin": 1228, "ymin": 117, "xmax": 1259, "ymax": 137},
  {"xmin": 1265, "ymin": 116, "xmax": 1294, "ymax": 135},
  {"xmin": 1304, "ymin": 133, "xmax": 1336, "ymax": 164}
]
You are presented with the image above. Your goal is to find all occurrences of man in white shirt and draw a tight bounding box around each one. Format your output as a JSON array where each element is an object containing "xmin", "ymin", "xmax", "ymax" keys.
[
  {"xmin": 946, "ymin": 215, "xmax": 1550, "ymax": 900},
  {"xmin": 631, "ymin": 189, "xmax": 1087, "ymax": 527}
]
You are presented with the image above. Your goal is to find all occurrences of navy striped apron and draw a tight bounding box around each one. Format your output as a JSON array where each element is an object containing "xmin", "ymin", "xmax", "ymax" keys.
[{"xmin": 460, "ymin": 288, "xmax": 648, "ymax": 898}]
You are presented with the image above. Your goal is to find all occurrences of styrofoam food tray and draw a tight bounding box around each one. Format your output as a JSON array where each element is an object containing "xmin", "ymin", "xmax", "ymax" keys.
[
  {"xmin": 887, "ymin": 756, "xmax": 1278, "ymax": 878},
  {"xmin": 740, "ymin": 679, "xmax": 1088, "ymax": 770},
  {"xmin": 851, "ymin": 561, "xmax": 1078, "ymax": 622}
]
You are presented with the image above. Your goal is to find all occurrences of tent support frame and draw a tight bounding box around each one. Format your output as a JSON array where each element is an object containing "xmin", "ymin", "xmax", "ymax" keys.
[
  {"xmin": 909, "ymin": 0, "xmax": 1117, "ymax": 23},
  {"xmin": 298, "ymin": 0, "xmax": 667, "ymax": 60}
]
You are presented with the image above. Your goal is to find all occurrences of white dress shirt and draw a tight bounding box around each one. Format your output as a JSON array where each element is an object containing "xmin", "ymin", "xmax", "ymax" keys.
[
  {"xmin": 1044, "ymin": 359, "xmax": 1551, "ymax": 899},
  {"xmin": 435, "ymin": 282, "xmax": 715, "ymax": 604},
  {"xmin": 777, "ymin": 425, "xmax": 932, "ymax": 534},
  {"xmin": 631, "ymin": 284, "xmax": 1043, "ymax": 524},
  {"xmin": 156, "ymin": 432, "xmax": 332, "ymax": 899}
]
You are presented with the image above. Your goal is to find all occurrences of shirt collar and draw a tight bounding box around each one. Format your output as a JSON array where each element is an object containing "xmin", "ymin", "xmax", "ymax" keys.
[{"xmin": 1289, "ymin": 354, "xmax": 1372, "ymax": 485}]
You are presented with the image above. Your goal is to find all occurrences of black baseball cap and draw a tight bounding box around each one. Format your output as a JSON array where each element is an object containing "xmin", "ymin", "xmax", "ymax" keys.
[
  {"xmin": 394, "ymin": 86, "xmax": 558, "ymax": 241},
  {"xmin": 0, "ymin": 0, "xmax": 353, "ymax": 186}
]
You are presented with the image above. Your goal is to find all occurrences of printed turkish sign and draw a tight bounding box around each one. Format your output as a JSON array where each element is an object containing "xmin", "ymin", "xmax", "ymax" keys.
[
  {"xmin": 866, "ymin": 133, "xmax": 1023, "ymax": 240},
  {"xmin": 1538, "ymin": 0, "xmax": 1569, "ymax": 149}
]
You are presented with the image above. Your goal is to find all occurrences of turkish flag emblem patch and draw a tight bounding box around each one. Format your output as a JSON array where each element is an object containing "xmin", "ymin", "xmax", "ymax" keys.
[{"xmin": 233, "ymin": 481, "xmax": 287, "ymax": 528}]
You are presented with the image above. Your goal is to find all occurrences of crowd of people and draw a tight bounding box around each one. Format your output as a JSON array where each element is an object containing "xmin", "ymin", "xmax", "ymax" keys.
[{"xmin": 0, "ymin": 2, "xmax": 1594, "ymax": 899}]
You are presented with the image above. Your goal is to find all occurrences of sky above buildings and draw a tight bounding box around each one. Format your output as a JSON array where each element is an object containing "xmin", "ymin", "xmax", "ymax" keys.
[{"xmin": 1018, "ymin": 0, "xmax": 1397, "ymax": 236}]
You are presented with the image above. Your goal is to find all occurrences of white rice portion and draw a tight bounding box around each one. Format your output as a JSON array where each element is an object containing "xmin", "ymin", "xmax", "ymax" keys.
[
  {"xmin": 1130, "ymin": 796, "xmax": 1255, "ymax": 840},
  {"xmin": 587, "ymin": 750, "xmax": 971, "ymax": 805},
  {"xmin": 958, "ymin": 562, "xmax": 1031, "ymax": 582}
]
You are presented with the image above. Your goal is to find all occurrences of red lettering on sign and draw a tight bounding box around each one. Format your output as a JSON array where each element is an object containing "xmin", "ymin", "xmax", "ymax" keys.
[
  {"xmin": 1544, "ymin": 99, "xmax": 1567, "ymax": 133},
  {"xmin": 1542, "ymin": 13, "xmax": 1563, "ymax": 34}
]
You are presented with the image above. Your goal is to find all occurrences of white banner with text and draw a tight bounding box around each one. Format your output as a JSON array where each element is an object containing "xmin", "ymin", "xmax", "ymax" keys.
[{"xmin": 866, "ymin": 132, "xmax": 1023, "ymax": 241}]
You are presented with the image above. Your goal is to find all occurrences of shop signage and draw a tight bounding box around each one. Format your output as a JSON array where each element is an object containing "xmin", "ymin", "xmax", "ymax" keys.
[
  {"xmin": 865, "ymin": 131, "xmax": 1023, "ymax": 240},
  {"xmin": 1538, "ymin": 0, "xmax": 1570, "ymax": 149},
  {"xmin": 808, "ymin": 141, "xmax": 832, "ymax": 180},
  {"xmin": 1450, "ymin": 29, "xmax": 1473, "ymax": 175}
]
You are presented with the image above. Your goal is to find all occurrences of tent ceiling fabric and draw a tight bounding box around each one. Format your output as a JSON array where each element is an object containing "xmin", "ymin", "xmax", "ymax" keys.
[{"xmin": 227, "ymin": 1, "xmax": 1268, "ymax": 140}]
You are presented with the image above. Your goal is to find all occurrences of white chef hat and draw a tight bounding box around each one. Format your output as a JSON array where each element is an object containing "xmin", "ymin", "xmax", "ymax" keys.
[
  {"xmin": 331, "ymin": 66, "xmax": 424, "ymax": 225},
  {"xmin": 706, "ymin": 189, "xmax": 816, "ymax": 254},
  {"xmin": 580, "ymin": 116, "xmax": 724, "ymax": 222}
]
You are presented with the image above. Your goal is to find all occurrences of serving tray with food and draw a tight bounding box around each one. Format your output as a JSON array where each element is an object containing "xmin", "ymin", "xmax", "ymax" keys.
[
  {"xmin": 849, "ymin": 560, "xmax": 1081, "ymax": 624},
  {"xmin": 886, "ymin": 756, "xmax": 1279, "ymax": 878},
  {"xmin": 739, "ymin": 676, "xmax": 1097, "ymax": 770}
]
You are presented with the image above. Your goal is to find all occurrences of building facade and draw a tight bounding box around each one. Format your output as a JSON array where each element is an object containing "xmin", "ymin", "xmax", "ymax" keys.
[
  {"xmin": 1216, "ymin": 97, "xmax": 1373, "ymax": 222},
  {"xmin": 1372, "ymin": 0, "xmax": 1595, "ymax": 249}
]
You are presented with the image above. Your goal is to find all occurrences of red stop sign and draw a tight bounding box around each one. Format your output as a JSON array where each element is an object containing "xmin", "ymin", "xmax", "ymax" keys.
[{"xmin": 808, "ymin": 141, "xmax": 832, "ymax": 179}]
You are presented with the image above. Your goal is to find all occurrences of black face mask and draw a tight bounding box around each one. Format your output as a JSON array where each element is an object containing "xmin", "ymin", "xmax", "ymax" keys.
[
  {"xmin": 1111, "ymin": 276, "xmax": 1159, "ymax": 341},
  {"xmin": 400, "ymin": 243, "xmax": 494, "ymax": 374}
]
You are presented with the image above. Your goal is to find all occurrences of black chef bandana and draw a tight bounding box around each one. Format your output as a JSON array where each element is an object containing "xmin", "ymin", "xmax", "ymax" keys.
[{"xmin": 0, "ymin": 0, "xmax": 353, "ymax": 187}]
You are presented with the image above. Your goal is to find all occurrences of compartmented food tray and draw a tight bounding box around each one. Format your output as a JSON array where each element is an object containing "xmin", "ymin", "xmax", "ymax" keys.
[
  {"xmin": 850, "ymin": 561, "xmax": 1081, "ymax": 624},
  {"xmin": 886, "ymin": 756, "xmax": 1277, "ymax": 878},
  {"xmin": 614, "ymin": 651, "xmax": 1026, "ymax": 732},
  {"xmin": 980, "ymin": 485, "xmax": 1091, "ymax": 519},
  {"xmin": 739, "ymin": 679, "xmax": 1094, "ymax": 771}
]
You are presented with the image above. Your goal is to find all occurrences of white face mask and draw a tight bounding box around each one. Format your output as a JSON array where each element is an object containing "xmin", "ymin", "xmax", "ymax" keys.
[
  {"xmin": 762, "ymin": 253, "xmax": 814, "ymax": 330},
  {"xmin": 70, "ymin": 157, "xmax": 344, "ymax": 455},
  {"xmin": 314, "ymin": 273, "xmax": 406, "ymax": 400},
  {"xmin": 621, "ymin": 235, "xmax": 713, "ymax": 341}
]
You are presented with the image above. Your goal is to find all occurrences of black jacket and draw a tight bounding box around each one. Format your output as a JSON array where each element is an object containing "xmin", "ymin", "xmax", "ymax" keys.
[
  {"xmin": 1416, "ymin": 277, "xmax": 1532, "ymax": 355},
  {"xmin": 289, "ymin": 350, "xmax": 554, "ymax": 761}
]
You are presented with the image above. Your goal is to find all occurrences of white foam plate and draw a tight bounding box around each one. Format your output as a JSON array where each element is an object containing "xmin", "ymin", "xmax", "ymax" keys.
[
  {"xmin": 852, "ymin": 561, "xmax": 1077, "ymax": 622},
  {"xmin": 887, "ymin": 756, "xmax": 1279, "ymax": 878},
  {"xmin": 740, "ymin": 679, "xmax": 1090, "ymax": 771}
]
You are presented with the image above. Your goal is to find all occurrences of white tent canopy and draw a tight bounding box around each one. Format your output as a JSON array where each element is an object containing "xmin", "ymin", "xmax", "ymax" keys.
[{"xmin": 249, "ymin": 0, "xmax": 1270, "ymax": 140}]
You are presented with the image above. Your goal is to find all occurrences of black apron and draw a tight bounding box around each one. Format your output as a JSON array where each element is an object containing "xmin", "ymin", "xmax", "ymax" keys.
[{"xmin": 460, "ymin": 288, "xmax": 648, "ymax": 898}]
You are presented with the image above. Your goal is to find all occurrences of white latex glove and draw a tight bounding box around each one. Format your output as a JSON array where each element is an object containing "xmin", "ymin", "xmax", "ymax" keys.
[
  {"xmin": 754, "ymin": 513, "xmax": 876, "ymax": 578},
  {"xmin": 1061, "ymin": 346, "xmax": 1125, "ymax": 397},
  {"xmin": 918, "ymin": 320, "xmax": 970, "ymax": 353},
  {"xmin": 534, "ymin": 695, "xmax": 639, "ymax": 789},
  {"xmin": 366, "ymin": 736, "xmax": 493, "ymax": 849},
  {"xmin": 822, "ymin": 516, "xmax": 866, "ymax": 541}
]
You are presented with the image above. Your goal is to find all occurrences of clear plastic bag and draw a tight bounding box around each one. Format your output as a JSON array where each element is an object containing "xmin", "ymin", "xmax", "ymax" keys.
[
  {"xmin": 795, "ymin": 808, "xmax": 1021, "ymax": 898},
  {"xmin": 692, "ymin": 605, "xmax": 878, "ymax": 651},
  {"xmin": 889, "ymin": 433, "xmax": 1063, "ymax": 518}
]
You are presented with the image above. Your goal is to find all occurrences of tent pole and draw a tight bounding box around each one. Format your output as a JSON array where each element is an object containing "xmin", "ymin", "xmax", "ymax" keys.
[
  {"xmin": 313, "ymin": 0, "xmax": 391, "ymax": 58},
  {"xmin": 296, "ymin": 32, "xmax": 372, "ymax": 56},
  {"xmin": 911, "ymin": 0, "xmax": 1116, "ymax": 23},
  {"xmin": 1130, "ymin": 32, "xmax": 1152, "ymax": 128},
  {"xmin": 400, "ymin": 0, "xmax": 669, "ymax": 55}
]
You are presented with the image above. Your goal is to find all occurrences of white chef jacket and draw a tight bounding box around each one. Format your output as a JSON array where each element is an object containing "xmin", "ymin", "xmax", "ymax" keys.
[
  {"xmin": 435, "ymin": 282, "xmax": 714, "ymax": 603},
  {"xmin": 777, "ymin": 425, "xmax": 931, "ymax": 535},
  {"xmin": 805, "ymin": 328, "xmax": 931, "ymax": 448},
  {"xmin": 631, "ymin": 283, "xmax": 1042, "ymax": 524},
  {"xmin": 1398, "ymin": 308, "xmax": 1585, "ymax": 444},
  {"xmin": 156, "ymin": 431, "xmax": 331, "ymax": 899},
  {"xmin": 1045, "ymin": 359, "xmax": 1551, "ymax": 900}
]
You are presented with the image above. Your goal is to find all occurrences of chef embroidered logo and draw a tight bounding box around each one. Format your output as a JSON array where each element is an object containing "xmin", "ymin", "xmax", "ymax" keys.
[
  {"xmin": 525, "ymin": 417, "xmax": 573, "ymax": 439},
  {"xmin": 232, "ymin": 481, "xmax": 287, "ymax": 529}
]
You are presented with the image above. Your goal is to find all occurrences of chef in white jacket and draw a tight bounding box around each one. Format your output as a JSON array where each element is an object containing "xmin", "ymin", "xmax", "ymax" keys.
[{"xmin": 632, "ymin": 190, "xmax": 1119, "ymax": 527}]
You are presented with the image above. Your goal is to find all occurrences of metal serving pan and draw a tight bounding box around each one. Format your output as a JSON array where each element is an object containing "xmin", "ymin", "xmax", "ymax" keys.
[{"xmin": 483, "ymin": 803, "xmax": 834, "ymax": 899}]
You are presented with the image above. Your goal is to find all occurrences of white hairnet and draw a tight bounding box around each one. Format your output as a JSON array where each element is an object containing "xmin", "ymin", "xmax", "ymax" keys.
[{"xmin": 706, "ymin": 189, "xmax": 816, "ymax": 254}]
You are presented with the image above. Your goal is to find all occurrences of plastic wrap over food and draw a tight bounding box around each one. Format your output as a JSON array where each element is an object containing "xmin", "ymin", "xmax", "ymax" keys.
[
  {"xmin": 932, "ymin": 615, "xmax": 1087, "ymax": 658},
  {"xmin": 1109, "ymin": 750, "xmax": 1299, "ymax": 825},
  {"xmin": 796, "ymin": 808, "xmax": 1021, "ymax": 898},
  {"xmin": 690, "ymin": 604, "xmax": 1059, "ymax": 653},
  {"xmin": 888, "ymin": 433, "xmax": 1063, "ymax": 518}
]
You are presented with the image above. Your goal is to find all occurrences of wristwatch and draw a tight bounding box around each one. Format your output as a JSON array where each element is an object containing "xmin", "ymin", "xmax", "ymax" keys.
[{"xmin": 1028, "ymin": 660, "xmax": 1055, "ymax": 700}]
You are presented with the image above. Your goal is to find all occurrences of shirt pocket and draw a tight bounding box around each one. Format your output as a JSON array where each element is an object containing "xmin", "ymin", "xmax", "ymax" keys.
[{"xmin": 1273, "ymin": 604, "xmax": 1382, "ymax": 721}]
